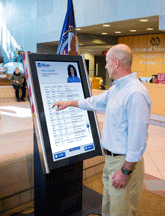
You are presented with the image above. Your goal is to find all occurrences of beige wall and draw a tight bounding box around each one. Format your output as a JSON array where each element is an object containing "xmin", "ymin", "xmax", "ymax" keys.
[
  {"xmin": 118, "ymin": 34, "xmax": 165, "ymax": 78},
  {"xmin": 143, "ymin": 83, "xmax": 165, "ymax": 116}
]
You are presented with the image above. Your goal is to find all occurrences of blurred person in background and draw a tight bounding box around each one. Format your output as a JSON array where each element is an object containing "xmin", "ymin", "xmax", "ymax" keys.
[
  {"xmin": 152, "ymin": 74, "xmax": 157, "ymax": 83},
  {"xmin": 9, "ymin": 67, "xmax": 26, "ymax": 102}
]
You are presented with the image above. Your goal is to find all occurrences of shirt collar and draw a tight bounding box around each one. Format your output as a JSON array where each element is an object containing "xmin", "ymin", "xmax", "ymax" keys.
[{"xmin": 114, "ymin": 73, "xmax": 136, "ymax": 89}]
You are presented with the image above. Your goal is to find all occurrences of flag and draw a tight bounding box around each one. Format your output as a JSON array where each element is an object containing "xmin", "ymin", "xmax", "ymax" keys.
[{"xmin": 57, "ymin": 0, "xmax": 79, "ymax": 55}]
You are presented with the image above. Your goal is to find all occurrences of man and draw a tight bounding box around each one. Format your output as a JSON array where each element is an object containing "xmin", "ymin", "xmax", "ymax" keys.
[
  {"xmin": 152, "ymin": 74, "xmax": 157, "ymax": 83},
  {"xmin": 9, "ymin": 67, "xmax": 26, "ymax": 102},
  {"xmin": 52, "ymin": 44, "xmax": 151, "ymax": 216}
]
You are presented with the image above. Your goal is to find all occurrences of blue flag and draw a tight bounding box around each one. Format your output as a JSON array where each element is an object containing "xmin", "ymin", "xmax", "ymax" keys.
[{"xmin": 57, "ymin": 0, "xmax": 79, "ymax": 55}]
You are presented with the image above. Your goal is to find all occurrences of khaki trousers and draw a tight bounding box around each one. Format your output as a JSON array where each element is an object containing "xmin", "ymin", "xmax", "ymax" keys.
[{"xmin": 102, "ymin": 155, "xmax": 144, "ymax": 216}]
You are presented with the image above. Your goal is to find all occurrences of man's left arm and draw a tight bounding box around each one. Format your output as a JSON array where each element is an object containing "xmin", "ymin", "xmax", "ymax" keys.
[{"xmin": 112, "ymin": 91, "xmax": 151, "ymax": 189}]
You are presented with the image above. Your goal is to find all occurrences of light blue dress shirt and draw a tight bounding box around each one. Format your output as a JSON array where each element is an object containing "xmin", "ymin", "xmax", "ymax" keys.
[{"xmin": 78, "ymin": 73, "xmax": 151, "ymax": 162}]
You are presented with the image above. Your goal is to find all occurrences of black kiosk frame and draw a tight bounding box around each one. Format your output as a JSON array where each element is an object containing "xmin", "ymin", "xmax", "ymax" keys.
[{"xmin": 23, "ymin": 52, "xmax": 103, "ymax": 215}]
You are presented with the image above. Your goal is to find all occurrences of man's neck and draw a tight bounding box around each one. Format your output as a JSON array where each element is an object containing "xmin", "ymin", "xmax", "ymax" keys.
[{"xmin": 114, "ymin": 69, "xmax": 131, "ymax": 80}]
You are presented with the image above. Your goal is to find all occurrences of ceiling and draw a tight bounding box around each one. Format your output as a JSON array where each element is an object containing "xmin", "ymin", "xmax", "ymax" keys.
[
  {"xmin": 79, "ymin": 15, "xmax": 164, "ymax": 52},
  {"xmin": 41, "ymin": 15, "xmax": 164, "ymax": 53},
  {"xmin": 77, "ymin": 16, "xmax": 161, "ymax": 37}
]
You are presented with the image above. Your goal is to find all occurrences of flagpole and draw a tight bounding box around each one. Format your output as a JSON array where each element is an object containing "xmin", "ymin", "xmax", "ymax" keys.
[{"xmin": 57, "ymin": 0, "xmax": 79, "ymax": 55}]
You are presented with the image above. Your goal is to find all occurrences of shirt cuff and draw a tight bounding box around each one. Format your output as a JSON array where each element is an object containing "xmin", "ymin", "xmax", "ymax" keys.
[
  {"xmin": 125, "ymin": 151, "xmax": 143, "ymax": 162},
  {"xmin": 78, "ymin": 99, "xmax": 87, "ymax": 110}
]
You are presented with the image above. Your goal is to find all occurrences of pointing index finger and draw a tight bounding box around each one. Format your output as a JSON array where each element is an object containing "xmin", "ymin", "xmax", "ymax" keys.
[{"xmin": 52, "ymin": 103, "xmax": 57, "ymax": 108}]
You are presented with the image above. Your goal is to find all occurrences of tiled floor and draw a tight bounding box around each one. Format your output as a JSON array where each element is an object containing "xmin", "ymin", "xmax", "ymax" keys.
[{"xmin": 0, "ymin": 98, "xmax": 165, "ymax": 215}]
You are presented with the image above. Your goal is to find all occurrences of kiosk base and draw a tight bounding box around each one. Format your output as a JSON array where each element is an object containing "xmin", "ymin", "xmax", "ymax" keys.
[
  {"xmin": 17, "ymin": 186, "xmax": 102, "ymax": 216},
  {"xmin": 35, "ymin": 162, "xmax": 83, "ymax": 215},
  {"xmin": 34, "ymin": 131, "xmax": 83, "ymax": 215},
  {"xmin": 33, "ymin": 131, "xmax": 102, "ymax": 216}
]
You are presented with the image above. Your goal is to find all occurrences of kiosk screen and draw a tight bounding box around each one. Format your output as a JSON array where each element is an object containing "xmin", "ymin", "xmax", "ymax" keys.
[{"xmin": 35, "ymin": 61, "xmax": 94, "ymax": 161}]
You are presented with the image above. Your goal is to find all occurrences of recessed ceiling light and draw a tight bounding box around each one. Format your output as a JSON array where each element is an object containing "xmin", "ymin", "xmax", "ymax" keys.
[
  {"xmin": 93, "ymin": 39, "xmax": 105, "ymax": 44},
  {"xmin": 146, "ymin": 28, "xmax": 153, "ymax": 30},
  {"xmin": 130, "ymin": 30, "xmax": 137, "ymax": 32},
  {"xmin": 103, "ymin": 24, "xmax": 110, "ymax": 27},
  {"xmin": 76, "ymin": 28, "xmax": 81, "ymax": 31},
  {"xmin": 115, "ymin": 31, "xmax": 121, "ymax": 34},
  {"xmin": 79, "ymin": 44, "xmax": 83, "ymax": 46},
  {"xmin": 102, "ymin": 32, "xmax": 107, "ymax": 35},
  {"xmin": 139, "ymin": 19, "xmax": 148, "ymax": 22}
]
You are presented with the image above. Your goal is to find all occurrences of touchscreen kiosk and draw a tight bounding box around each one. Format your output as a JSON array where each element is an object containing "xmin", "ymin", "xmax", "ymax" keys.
[{"xmin": 26, "ymin": 53, "xmax": 102, "ymax": 173}]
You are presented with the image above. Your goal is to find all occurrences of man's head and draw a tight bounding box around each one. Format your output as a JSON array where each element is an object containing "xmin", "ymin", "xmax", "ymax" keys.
[
  {"xmin": 15, "ymin": 67, "xmax": 20, "ymax": 74},
  {"xmin": 105, "ymin": 44, "xmax": 133, "ymax": 80},
  {"xmin": 152, "ymin": 74, "xmax": 157, "ymax": 83}
]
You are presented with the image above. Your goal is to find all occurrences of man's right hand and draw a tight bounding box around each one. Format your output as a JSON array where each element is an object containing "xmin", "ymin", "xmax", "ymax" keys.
[
  {"xmin": 52, "ymin": 101, "xmax": 78, "ymax": 111},
  {"xmin": 52, "ymin": 101, "xmax": 70, "ymax": 111}
]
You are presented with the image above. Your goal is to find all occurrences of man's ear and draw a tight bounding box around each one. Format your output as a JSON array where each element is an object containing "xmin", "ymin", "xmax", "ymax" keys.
[{"xmin": 115, "ymin": 59, "xmax": 120, "ymax": 68}]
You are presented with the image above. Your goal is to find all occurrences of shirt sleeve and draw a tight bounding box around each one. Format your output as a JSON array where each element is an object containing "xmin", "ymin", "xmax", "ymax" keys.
[
  {"xmin": 125, "ymin": 91, "xmax": 151, "ymax": 162},
  {"xmin": 78, "ymin": 90, "xmax": 109, "ymax": 112}
]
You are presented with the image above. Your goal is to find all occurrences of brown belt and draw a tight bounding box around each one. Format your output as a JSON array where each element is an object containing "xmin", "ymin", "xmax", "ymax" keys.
[{"xmin": 104, "ymin": 149, "xmax": 124, "ymax": 157}]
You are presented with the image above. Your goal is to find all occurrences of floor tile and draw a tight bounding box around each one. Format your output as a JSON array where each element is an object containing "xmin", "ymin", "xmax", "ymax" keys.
[
  {"xmin": 144, "ymin": 163, "xmax": 159, "ymax": 171},
  {"xmin": 143, "ymin": 156, "xmax": 154, "ymax": 164},
  {"xmin": 149, "ymin": 191, "xmax": 165, "ymax": 198},
  {"xmin": 148, "ymin": 154, "xmax": 165, "ymax": 164},
  {"xmin": 144, "ymin": 173, "xmax": 162, "ymax": 180},
  {"xmin": 160, "ymin": 172, "xmax": 165, "ymax": 180},
  {"xmin": 145, "ymin": 171, "xmax": 163, "ymax": 179},
  {"xmin": 144, "ymin": 180, "xmax": 165, "ymax": 191},
  {"xmin": 155, "ymin": 163, "xmax": 165, "ymax": 172}
]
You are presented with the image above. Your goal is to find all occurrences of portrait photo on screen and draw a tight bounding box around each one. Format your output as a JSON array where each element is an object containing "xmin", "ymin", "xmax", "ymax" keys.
[{"xmin": 67, "ymin": 64, "xmax": 81, "ymax": 83}]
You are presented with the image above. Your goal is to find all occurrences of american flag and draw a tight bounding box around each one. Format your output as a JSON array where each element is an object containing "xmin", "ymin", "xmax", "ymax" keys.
[{"xmin": 57, "ymin": 0, "xmax": 79, "ymax": 55}]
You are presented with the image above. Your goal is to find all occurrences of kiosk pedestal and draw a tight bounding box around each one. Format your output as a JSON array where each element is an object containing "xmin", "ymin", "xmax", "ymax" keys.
[
  {"xmin": 22, "ymin": 52, "xmax": 103, "ymax": 216},
  {"xmin": 34, "ymin": 131, "xmax": 83, "ymax": 216}
]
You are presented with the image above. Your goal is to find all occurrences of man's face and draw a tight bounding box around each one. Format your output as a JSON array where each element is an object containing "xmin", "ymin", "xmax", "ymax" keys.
[
  {"xmin": 15, "ymin": 68, "xmax": 20, "ymax": 74},
  {"xmin": 105, "ymin": 52, "xmax": 116, "ymax": 79},
  {"xmin": 152, "ymin": 76, "xmax": 157, "ymax": 83}
]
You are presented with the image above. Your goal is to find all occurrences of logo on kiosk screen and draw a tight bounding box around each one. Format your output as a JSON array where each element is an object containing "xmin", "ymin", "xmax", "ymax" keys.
[{"xmin": 37, "ymin": 63, "xmax": 50, "ymax": 67}]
